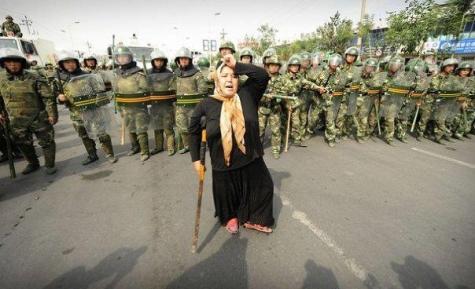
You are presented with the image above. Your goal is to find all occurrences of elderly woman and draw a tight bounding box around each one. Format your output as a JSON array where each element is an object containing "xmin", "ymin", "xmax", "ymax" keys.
[{"xmin": 189, "ymin": 54, "xmax": 273, "ymax": 234}]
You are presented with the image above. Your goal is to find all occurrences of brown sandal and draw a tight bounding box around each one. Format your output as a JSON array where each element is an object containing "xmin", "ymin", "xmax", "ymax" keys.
[{"xmin": 243, "ymin": 223, "xmax": 273, "ymax": 234}]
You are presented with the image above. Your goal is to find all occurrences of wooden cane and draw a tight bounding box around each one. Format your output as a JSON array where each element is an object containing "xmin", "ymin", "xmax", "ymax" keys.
[
  {"xmin": 284, "ymin": 107, "xmax": 292, "ymax": 152},
  {"xmin": 191, "ymin": 129, "xmax": 207, "ymax": 253},
  {"xmin": 120, "ymin": 118, "xmax": 126, "ymax": 145}
]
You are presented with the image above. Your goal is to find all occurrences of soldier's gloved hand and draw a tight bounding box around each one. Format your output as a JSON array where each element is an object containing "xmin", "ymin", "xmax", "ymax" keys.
[
  {"xmin": 58, "ymin": 94, "xmax": 66, "ymax": 102},
  {"xmin": 0, "ymin": 114, "xmax": 5, "ymax": 125},
  {"xmin": 318, "ymin": 87, "xmax": 326, "ymax": 94},
  {"xmin": 48, "ymin": 116, "xmax": 58, "ymax": 125}
]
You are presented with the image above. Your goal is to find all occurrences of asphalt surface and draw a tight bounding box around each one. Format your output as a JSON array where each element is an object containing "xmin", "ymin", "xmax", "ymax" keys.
[{"xmin": 1, "ymin": 108, "xmax": 474, "ymax": 289}]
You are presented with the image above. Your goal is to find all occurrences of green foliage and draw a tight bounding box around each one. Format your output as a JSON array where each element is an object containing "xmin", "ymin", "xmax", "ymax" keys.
[{"xmin": 316, "ymin": 12, "xmax": 354, "ymax": 54}]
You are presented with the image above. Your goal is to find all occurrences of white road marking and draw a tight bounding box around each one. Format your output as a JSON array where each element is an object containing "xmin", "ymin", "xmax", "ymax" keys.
[
  {"xmin": 280, "ymin": 195, "xmax": 370, "ymax": 282},
  {"xmin": 411, "ymin": 147, "xmax": 475, "ymax": 169}
]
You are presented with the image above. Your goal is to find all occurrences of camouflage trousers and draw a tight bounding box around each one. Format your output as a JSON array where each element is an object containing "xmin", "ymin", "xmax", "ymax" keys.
[
  {"xmin": 324, "ymin": 95, "xmax": 343, "ymax": 143},
  {"xmin": 150, "ymin": 101, "xmax": 175, "ymax": 151},
  {"xmin": 121, "ymin": 106, "xmax": 150, "ymax": 155},
  {"xmin": 335, "ymin": 97, "xmax": 350, "ymax": 138},
  {"xmin": 396, "ymin": 98, "xmax": 420, "ymax": 140},
  {"xmin": 451, "ymin": 100, "xmax": 473, "ymax": 137},
  {"xmin": 340, "ymin": 92, "xmax": 359, "ymax": 137},
  {"xmin": 288, "ymin": 99, "xmax": 309, "ymax": 142},
  {"xmin": 258, "ymin": 105, "xmax": 282, "ymax": 153},
  {"xmin": 307, "ymin": 95, "xmax": 325, "ymax": 134},
  {"xmin": 175, "ymin": 105, "xmax": 195, "ymax": 148},
  {"xmin": 432, "ymin": 98, "xmax": 457, "ymax": 141},
  {"xmin": 10, "ymin": 110, "xmax": 56, "ymax": 168},
  {"xmin": 355, "ymin": 94, "xmax": 371, "ymax": 140},
  {"xmin": 416, "ymin": 95, "xmax": 433, "ymax": 138},
  {"xmin": 380, "ymin": 94, "xmax": 405, "ymax": 142}
]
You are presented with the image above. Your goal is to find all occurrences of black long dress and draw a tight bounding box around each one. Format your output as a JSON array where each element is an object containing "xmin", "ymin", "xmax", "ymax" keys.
[{"xmin": 189, "ymin": 63, "xmax": 274, "ymax": 227}]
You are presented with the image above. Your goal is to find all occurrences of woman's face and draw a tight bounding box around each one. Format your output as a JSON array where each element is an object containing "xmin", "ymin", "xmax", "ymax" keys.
[{"xmin": 217, "ymin": 65, "xmax": 238, "ymax": 97}]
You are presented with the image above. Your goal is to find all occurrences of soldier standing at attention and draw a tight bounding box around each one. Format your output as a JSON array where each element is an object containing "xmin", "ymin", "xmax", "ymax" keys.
[
  {"xmin": 0, "ymin": 48, "xmax": 57, "ymax": 175},
  {"xmin": 113, "ymin": 47, "xmax": 151, "ymax": 161},
  {"xmin": 429, "ymin": 58, "xmax": 464, "ymax": 144},
  {"xmin": 147, "ymin": 49, "xmax": 177, "ymax": 156},
  {"xmin": 174, "ymin": 47, "xmax": 208, "ymax": 154},
  {"xmin": 56, "ymin": 53, "xmax": 117, "ymax": 165}
]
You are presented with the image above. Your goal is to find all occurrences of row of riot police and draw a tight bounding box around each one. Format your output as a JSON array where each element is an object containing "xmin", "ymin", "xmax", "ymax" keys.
[{"xmin": 1, "ymin": 42, "xmax": 474, "ymax": 176}]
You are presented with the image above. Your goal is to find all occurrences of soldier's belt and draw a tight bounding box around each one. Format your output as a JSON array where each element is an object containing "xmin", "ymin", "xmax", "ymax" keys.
[
  {"xmin": 350, "ymin": 84, "xmax": 360, "ymax": 92},
  {"xmin": 332, "ymin": 91, "xmax": 344, "ymax": 96},
  {"xmin": 437, "ymin": 91, "xmax": 460, "ymax": 98},
  {"xmin": 115, "ymin": 92, "xmax": 150, "ymax": 105},
  {"xmin": 150, "ymin": 90, "xmax": 177, "ymax": 102},
  {"xmin": 176, "ymin": 94, "xmax": 207, "ymax": 106},
  {"xmin": 410, "ymin": 91, "xmax": 425, "ymax": 98},
  {"xmin": 72, "ymin": 94, "xmax": 110, "ymax": 110},
  {"xmin": 367, "ymin": 89, "xmax": 381, "ymax": 95},
  {"xmin": 387, "ymin": 87, "xmax": 410, "ymax": 95}
]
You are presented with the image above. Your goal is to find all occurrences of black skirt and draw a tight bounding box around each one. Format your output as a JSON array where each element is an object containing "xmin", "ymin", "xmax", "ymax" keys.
[{"xmin": 211, "ymin": 157, "xmax": 274, "ymax": 227}]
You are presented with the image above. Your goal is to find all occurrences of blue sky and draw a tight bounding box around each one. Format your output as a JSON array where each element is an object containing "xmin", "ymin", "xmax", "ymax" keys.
[{"xmin": 0, "ymin": 0, "xmax": 409, "ymax": 56}]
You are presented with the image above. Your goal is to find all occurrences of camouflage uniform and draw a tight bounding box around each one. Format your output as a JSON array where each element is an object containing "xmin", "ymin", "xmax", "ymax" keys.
[
  {"xmin": 0, "ymin": 50, "xmax": 57, "ymax": 174},
  {"xmin": 197, "ymin": 57, "xmax": 214, "ymax": 96},
  {"xmin": 355, "ymin": 59, "xmax": 384, "ymax": 141},
  {"xmin": 336, "ymin": 47, "xmax": 361, "ymax": 139},
  {"xmin": 429, "ymin": 58, "xmax": 464, "ymax": 143},
  {"xmin": 148, "ymin": 49, "xmax": 176, "ymax": 156},
  {"xmin": 305, "ymin": 66, "xmax": 325, "ymax": 136},
  {"xmin": 395, "ymin": 59, "xmax": 429, "ymax": 142},
  {"xmin": 174, "ymin": 47, "xmax": 208, "ymax": 154},
  {"xmin": 315, "ymin": 55, "xmax": 348, "ymax": 147},
  {"xmin": 113, "ymin": 47, "xmax": 151, "ymax": 160},
  {"xmin": 57, "ymin": 53, "xmax": 116, "ymax": 165},
  {"xmin": 1, "ymin": 16, "xmax": 22, "ymax": 37},
  {"xmin": 380, "ymin": 57, "xmax": 415, "ymax": 144},
  {"xmin": 283, "ymin": 54, "xmax": 321, "ymax": 146},
  {"xmin": 452, "ymin": 62, "xmax": 475, "ymax": 138}
]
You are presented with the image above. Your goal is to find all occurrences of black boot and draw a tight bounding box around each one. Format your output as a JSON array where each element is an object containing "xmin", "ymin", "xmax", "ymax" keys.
[
  {"xmin": 128, "ymin": 133, "xmax": 140, "ymax": 156},
  {"xmin": 82, "ymin": 151, "xmax": 99, "ymax": 165},
  {"xmin": 18, "ymin": 144, "xmax": 40, "ymax": 175}
]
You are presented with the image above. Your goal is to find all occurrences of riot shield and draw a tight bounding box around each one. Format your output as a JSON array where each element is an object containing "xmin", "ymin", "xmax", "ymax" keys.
[{"xmin": 66, "ymin": 74, "xmax": 115, "ymax": 138}]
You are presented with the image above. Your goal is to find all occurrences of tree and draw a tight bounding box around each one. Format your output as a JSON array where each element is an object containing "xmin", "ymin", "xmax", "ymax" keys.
[
  {"xmin": 436, "ymin": 0, "xmax": 475, "ymax": 38},
  {"xmin": 256, "ymin": 24, "xmax": 278, "ymax": 55},
  {"xmin": 316, "ymin": 12, "xmax": 354, "ymax": 54},
  {"xmin": 386, "ymin": 0, "xmax": 440, "ymax": 54}
]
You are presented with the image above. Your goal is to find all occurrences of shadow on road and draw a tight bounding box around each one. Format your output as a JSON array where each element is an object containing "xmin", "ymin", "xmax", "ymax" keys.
[
  {"xmin": 301, "ymin": 259, "xmax": 340, "ymax": 289},
  {"xmin": 391, "ymin": 255, "xmax": 472, "ymax": 289},
  {"xmin": 41, "ymin": 246, "xmax": 147, "ymax": 289},
  {"xmin": 166, "ymin": 238, "xmax": 249, "ymax": 289}
]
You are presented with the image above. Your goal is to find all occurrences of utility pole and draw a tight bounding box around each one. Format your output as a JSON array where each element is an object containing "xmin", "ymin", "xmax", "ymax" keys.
[
  {"xmin": 20, "ymin": 15, "xmax": 33, "ymax": 35},
  {"xmin": 357, "ymin": 0, "xmax": 367, "ymax": 51},
  {"xmin": 220, "ymin": 29, "xmax": 227, "ymax": 41}
]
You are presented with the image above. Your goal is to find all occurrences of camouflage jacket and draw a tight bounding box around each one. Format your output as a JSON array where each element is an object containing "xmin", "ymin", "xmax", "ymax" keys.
[
  {"xmin": 457, "ymin": 76, "xmax": 475, "ymax": 98},
  {"xmin": 0, "ymin": 69, "xmax": 57, "ymax": 120},
  {"xmin": 429, "ymin": 73, "xmax": 464, "ymax": 97},
  {"xmin": 315, "ymin": 68, "xmax": 348, "ymax": 99},
  {"xmin": 341, "ymin": 63, "xmax": 362, "ymax": 94},
  {"xmin": 382, "ymin": 71, "xmax": 416, "ymax": 97},
  {"xmin": 279, "ymin": 72, "xmax": 320, "ymax": 97},
  {"xmin": 1, "ymin": 21, "xmax": 21, "ymax": 36},
  {"xmin": 359, "ymin": 71, "xmax": 386, "ymax": 96}
]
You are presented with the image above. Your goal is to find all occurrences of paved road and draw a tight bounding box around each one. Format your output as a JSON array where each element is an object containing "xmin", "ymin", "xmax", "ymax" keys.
[{"xmin": 1, "ymin": 109, "xmax": 474, "ymax": 289}]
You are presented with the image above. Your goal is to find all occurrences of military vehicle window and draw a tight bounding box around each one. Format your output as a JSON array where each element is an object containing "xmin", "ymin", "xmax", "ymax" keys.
[
  {"xmin": 20, "ymin": 40, "xmax": 38, "ymax": 55},
  {"xmin": 0, "ymin": 38, "xmax": 19, "ymax": 50}
]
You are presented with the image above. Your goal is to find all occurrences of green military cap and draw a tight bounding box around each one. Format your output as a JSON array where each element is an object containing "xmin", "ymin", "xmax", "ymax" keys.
[
  {"xmin": 265, "ymin": 55, "xmax": 281, "ymax": 66},
  {"xmin": 114, "ymin": 46, "xmax": 133, "ymax": 56},
  {"xmin": 287, "ymin": 54, "xmax": 301, "ymax": 66},
  {"xmin": 328, "ymin": 54, "xmax": 343, "ymax": 67},
  {"xmin": 197, "ymin": 56, "xmax": 210, "ymax": 69},
  {"xmin": 219, "ymin": 41, "xmax": 236, "ymax": 53},
  {"xmin": 441, "ymin": 58, "xmax": 459, "ymax": 68},
  {"xmin": 344, "ymin": 46, "xmax": 360, "ymax": 57},
  {"xmin": 239, "ymin": 47, "xmax": 254, "ymax": 59},
  {"xmin": 457, "ymin": 61, "xmax": 473, "ymax": 71},
  {"xmin": 364, "ymin": 58, "xmax": 378, "ymax": 68}
]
